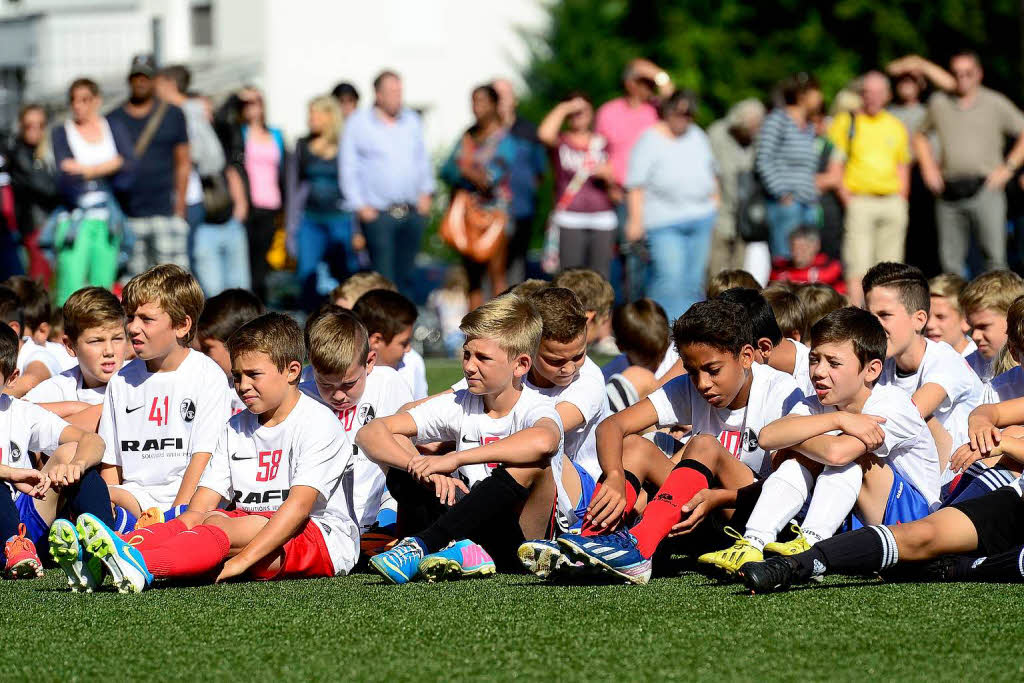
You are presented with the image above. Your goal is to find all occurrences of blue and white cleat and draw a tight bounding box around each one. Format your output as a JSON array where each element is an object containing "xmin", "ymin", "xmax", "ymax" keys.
[
  {"xmin": 48, "ymin": 519, "xmax": 104, "ymax": 592},
  {"xmin": 557, "ymin": 530, "xmax": 652, "ymax": 585},
  {"xmin": 76, "ymin": 513, "xmax": 152, "ymax": 593},
  {"xmin": 369, "ymin": 537, "xmax": 426, "ymax": 585},
  {"xmin": 518, "ymin": 539, "xmax": 583, "ymax": 580},
  {"xmin": 418, "ymin": 539, "xmax": 496, "ymax": 582}
]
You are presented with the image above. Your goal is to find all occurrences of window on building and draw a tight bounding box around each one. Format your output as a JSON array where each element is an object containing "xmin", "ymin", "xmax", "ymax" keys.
[{"xmin": 191, "ymin": 1, "xmax": 213, "ymax": 48}]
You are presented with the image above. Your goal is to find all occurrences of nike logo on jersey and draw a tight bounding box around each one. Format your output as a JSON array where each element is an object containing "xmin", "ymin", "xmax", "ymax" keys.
[
  {"xmin": 461, "ymin": 435, "xmax": 478, "ymax": 444},
  {"xmin": 126, "ymin": 405, "xmax": 145, "ymax": 413},
  {"xmin": 230, "ymin": 453, "xmax": 256, "ymax": 461}
]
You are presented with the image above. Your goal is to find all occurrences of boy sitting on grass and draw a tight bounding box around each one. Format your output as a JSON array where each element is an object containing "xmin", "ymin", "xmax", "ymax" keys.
[
  {"xmin": 51, "ymin": 313, "xmax": 360, "ymax": 593},
  {"xmin": 959, "ymin": 270, "xmax": 1024, "ymax": 382},
  {"xmin": 602, "ymin": 299, "xmax": 678, "ymax": 411},
  {"xmin": 357, "ymin": 294, "xmax": 565, "ymax": 584},
  {"xmin": 194, "ymin": 288, "xmax": 265, "ymax": 416},
  {"xmin": 699, "ymin": 307, "xmax": 939, "ymax": 577},
  {"xmin": 926, "ymin": 273, "xmax": 975, "ymax": 358}
]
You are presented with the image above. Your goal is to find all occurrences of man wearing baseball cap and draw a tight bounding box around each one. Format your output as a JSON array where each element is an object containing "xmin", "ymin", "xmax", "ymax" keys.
[{"xmin": 108, "ymin": 54, "xmax": 191, "ymax": 278}]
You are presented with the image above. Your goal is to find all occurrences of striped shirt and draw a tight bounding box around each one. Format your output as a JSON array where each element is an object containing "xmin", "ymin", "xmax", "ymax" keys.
[{"xmin": 755, "ymin": 108, "xmax": 819, "ymax": 204}]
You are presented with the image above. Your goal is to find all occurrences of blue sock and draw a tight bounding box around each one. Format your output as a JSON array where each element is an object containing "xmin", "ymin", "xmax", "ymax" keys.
[
  {"xmin": 66, "ymin": 469, "xmax": 115, "ymax": 527},
  {"xmin": 163, "ymin": 505, "xmax": 188, "ymax": 522},
  {"xmin": 112, "ymin": 506, "xmax": 137, "ymax": 533},
  {"xmin": 0, "ymin": 484, "xmax": 20, "ymax": 541}
]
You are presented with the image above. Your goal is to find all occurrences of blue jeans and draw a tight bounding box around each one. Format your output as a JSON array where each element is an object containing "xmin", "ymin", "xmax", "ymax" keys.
[
  {"xmin": 766, "ymin": 199, "xmax": 819, "ymax": 258},
  {"xmin": 297, "ymin": 211, "xmax": 355, "ymax": 311},
  {"xmin": 646, "ymin": 212, "xmax": 716, "ymax": 322},
  {"xmin": 363, "ymin": 212, "xmax": 425, "ymax": 298},
  {"xmin": 191, "ymin": 218, "xmax": 252, "ymax": 296}
]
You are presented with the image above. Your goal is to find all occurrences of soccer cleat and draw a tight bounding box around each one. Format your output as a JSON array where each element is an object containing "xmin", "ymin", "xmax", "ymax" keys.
[
  {"xmin": 134, "ymin": 507, "xmax": 164, "ymax": 530},
  {"xmin": 557, "ymin": 530, "xmax": 652, "ymax": 585},
  {"xmin": 368, "ymin": 537, "xmax": 425, "ymax": 585},
  {"xmin": 418, "ymin": 540, "xmax": 496, "ymax": 582},
  {"xmin": 739, "ymin": 556, "xmax": 803, "ymax": 593},
  {"xmin": 764, "ymin": 523, "xmax": 813, "ymax": 557},
  {"xmin": 518, "ymin": 539, "xmax": 581, "ymax": 580},
  {"xmin": 5, "ymin": 523, "xmax": 44, "ymax": 579},
  {"xmin": 697, "ymin": 527, "xmax": 763, "ymax": 576},
  {"xmin": 76, "ymin": 513, "xmax": 152, "ymax": 593},
  {"xmin": 48, "ymin": 519, "xmax": 104, "ymax": 592}
]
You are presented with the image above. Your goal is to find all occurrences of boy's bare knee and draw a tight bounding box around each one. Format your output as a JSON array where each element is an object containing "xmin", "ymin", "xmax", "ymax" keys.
[{"xmin": 892, "ymin": 519, "xmax": 937, "ymax": 559}]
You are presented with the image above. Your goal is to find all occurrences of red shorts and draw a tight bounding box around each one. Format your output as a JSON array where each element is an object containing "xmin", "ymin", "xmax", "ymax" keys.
[{"xmin": 212, "ymin": 510, "xmax": 335, "ymax": 580}]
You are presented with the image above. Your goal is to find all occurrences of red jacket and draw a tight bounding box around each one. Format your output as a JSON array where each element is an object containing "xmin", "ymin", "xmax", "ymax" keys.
[{"xmin": 770, "ymin": 253, "xmax": 846, "ymax": 294}]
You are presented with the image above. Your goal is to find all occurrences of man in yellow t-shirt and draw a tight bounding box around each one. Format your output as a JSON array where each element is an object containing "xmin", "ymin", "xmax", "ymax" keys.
[{"xmin": 828, "ymin": 71, "xmax": 910, "ymax": 305}]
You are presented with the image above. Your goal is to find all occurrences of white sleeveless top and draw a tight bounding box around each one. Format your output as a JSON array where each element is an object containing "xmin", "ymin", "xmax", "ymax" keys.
[{"xmin": 65, "ymin": 118, "xmax": 118, "ymax": 206}]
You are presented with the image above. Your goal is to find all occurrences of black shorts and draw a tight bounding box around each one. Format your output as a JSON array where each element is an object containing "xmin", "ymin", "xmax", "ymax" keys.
[{"xmin": 950, "ymin": 486, "xmax": 1024, "ymax": 556}]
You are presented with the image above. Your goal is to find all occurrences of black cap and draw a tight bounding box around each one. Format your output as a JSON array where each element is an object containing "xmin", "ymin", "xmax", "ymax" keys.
[{"xmin": 129, "ymin": 54, "xmax": 156, "ymax": 78}]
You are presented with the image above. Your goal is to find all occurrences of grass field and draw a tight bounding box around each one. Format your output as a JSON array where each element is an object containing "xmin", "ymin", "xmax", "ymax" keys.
[{"xmin": 4, "ymin": 358, "xmax": 1024, "ymax": 681}]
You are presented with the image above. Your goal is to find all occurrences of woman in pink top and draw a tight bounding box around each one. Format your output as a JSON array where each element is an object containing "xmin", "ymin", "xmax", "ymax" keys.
[{"xmin": 239, "ymin": 88, "xmax": 286, "ymax": 301}]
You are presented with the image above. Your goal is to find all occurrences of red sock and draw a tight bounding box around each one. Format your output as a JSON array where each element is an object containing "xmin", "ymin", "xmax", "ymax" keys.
[
  {"xmin": 581, "ymin": 478, "xmax": 640, "ymax": 537},
  {"xmin": 630, "ymin": 463, "xmax": 711, "ymax": 558},
  {"xmin": 119, "ymin": 519, "xmax": 187, "ymax": 550},
  {"xmin": 139, "ymin": 525, "xmax": 230, "ymax": 579}
]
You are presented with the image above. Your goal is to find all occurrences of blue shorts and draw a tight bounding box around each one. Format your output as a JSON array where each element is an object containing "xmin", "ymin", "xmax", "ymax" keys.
[
  {"xmin": 848, "ymin": 469, "xmax": 932, "ymax": 530},
  {"xmin": 568, "ymin": 462, "xmax": 597, "ymax": 532},
  {"xmin": 14, "ymin": 493, "xmax": 49, "ymax": 547}
]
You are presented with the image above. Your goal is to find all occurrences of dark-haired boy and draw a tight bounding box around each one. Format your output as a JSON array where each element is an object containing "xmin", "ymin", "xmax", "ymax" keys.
[
  {"xmin": 92, "ymin": 265, "xmax": 232, "ymax": 532},
  {"xmin": 700, "ymin": 307, "xmax": 939, "ymax": 576},
  {"xmin": 53, "ymin": 313, "xmax": 360, "ymax": 592},
  {"xmin": 602, "ymin": 299, "xmax": 679, "ymax": 411},
  {"xmin": 195, "ymin": 288, "xmax": 265, "ymax": 416},
  {"xmin": 0, "ymin": 285, "xmax": 61, "ymax": 398},
  {"xmin": 763, "ymin": 285, "xmax": 809, "ymax": 344},
  {"xmin": 3, "ymin": 275, "xmax": 74, "ymax": 371},
  {"xmin": 352, "ymin": 288, "xmax": 426, "ymax": 400},
  {"xmin": 864, "ymin": 262, "xmax": 982, "ymax": 474},
  {"xmin": 553, "ymin": 299, "xmax": 804, "ymax": 584}
]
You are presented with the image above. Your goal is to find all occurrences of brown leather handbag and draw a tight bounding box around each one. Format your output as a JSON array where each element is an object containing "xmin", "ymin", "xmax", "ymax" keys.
[{"xmin": 439, "ymin": 189, "xmax": 507, "ymax": 263}]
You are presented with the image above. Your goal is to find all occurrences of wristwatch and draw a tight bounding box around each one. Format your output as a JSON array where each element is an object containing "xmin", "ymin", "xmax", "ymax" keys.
[{"xmin": 654, "ymin": 71, "xmax": 670, "ymax": 88}]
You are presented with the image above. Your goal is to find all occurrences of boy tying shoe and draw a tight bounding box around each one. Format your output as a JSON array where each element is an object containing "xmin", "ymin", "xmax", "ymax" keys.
[
  {"xmin": 194, "ymin": 288, "xmax": 265, "ymax": 416},
  {"xmin": 699, "ymin": 307, "xmax": 940, "ymax": 577},
  {"xmin": 926, "ymin": 273, "xmax": 975, "ymax": 358},
  {"xmin": 96, "ymin": 264, "xmax": 233, "ymax": 532},
  {"xmin": 0, "ymin": 324, "xmax": 112, "ymax": 584},
  {"xmin": 550, "ymin": 299, "xmax": 804, "ymax": 584},
  {"xmin": 25, "ymin": 288, "xmax": 127, "ymax": 430},
  {"xmin": 52, "ymin": 313, "xmax": 360, "ymax": 593},
  {"xmin": 863, "ymin": 263, "xmax": 983, "ymax": 471},
  {"xmin": 357, "ymin": 294, "xmax": 565, "ymax": 584},
  {"xmin": 959, "ymin": 270, "xmax": 1024, "ymax": 382},
  {"xmin": 300, "ymin": 308, "xmax": 412, "ymax": 532}
]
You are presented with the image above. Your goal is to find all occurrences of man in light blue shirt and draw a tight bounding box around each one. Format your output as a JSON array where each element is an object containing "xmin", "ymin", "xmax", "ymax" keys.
[{"xmin": 341, "ymin": 70, "xmax": 434, "ymax": 296}]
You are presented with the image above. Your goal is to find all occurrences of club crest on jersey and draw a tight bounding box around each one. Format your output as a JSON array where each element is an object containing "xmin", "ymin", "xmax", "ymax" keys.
[
  {"xmin": 358, "ymin": 404, "xmax": 376, "ymax": 425},
  {"xmin": 745, "ymin": 428, "xmax": 759, "ymax": 452},
  {"xmin": 180, "ymin": 399, "xmax": 196, "ymax": 423},
  {"xmin": 9, "ymin": 442, "xmax": 21, "ymax": 463}
]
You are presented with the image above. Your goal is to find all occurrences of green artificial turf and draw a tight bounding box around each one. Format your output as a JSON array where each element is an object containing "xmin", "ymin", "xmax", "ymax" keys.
[{"xmin": 3, "ymin": 568, "xmax": 1024, "ymax": 681}]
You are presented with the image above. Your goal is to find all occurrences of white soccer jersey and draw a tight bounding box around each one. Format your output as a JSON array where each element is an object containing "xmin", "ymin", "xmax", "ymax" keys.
[
  {"xmin": 789, "ymin": 384, "xmax": 941, "ymax": 510},
  {"xmin": 98, "ymin": 350, "xmax": 232, "ymax": 508},
  {"xmin": 24, "ymin": 366, "xmax": 106, "ymax": 405},
  {"xmin": 17, "ymin": 338, "xmax": 61, "ymax": 377},
  {"xmin": 397, "ymin": 348, "xmax": 428, "ymax": 400},
  {"xmin": 45, "ymin": 341, "xmax": 78, "ymax": 371},
  {"xmin": 300, "ymin": 365, "xmax": 413, "ymax": 531},
  {"xmin": 648, "ymin": 362, "xmax": 805, "ymax": 478},
  {"xmin": 965, "ymin": 349, "xmax": 995, "ymax": 383},
  {"xmin": 985, "ymin": 365, "xmax": 1024, "ymax": 403},
  {"xmin": 407, "ymin": 385, "xmax": 563, "ymax": 482},
  {"xmin": 0, "ymin": 395, "xmax": 67, "ymax": 482},
  {"xmin": 878, "ymin": 339, "xmax": 984, "ymax": 449},
  {"xmin": 225, "ymin": 377, "xmax": 246, "ymax": 417},
  {"xmin": 524, "ymin": 356, "xmax": 608, "ymax": 483},
  {"xmin": 787, "ymin": 338, "xmax": 814, "ymax": 396},
  {"xmin": 199, "ymin": 393, "xmax": 359, "ymax": 575}
]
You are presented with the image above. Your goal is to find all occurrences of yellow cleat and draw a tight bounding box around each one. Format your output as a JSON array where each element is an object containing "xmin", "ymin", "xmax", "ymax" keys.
[
  {"xmin": 697, "ymin": 527, "xmax": 763, "ymax": 576},
  {"xmin": 134, "ymin": 507, "xmax": 163, "ymax": 530},
  {"xmin": 764, "ymin": 523, "xmax": 812, "ymax": 557}
]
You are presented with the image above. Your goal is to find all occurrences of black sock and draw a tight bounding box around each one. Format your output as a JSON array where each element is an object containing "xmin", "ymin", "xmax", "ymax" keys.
[
  {"xmin": 386, "ymin": 468, "xmax": 447, "ymax": 537},
  {"xmin": 0, "ymin": 484, "xmax": 19, "ymax": 540},
  {"xmin": 954, "ymin": 545, "xmax": 1024, "ymax": 582},
  {"xmin": 65, "ymin": 469, "xmax": 114, "ymax": 526},
  {"xmin": 793, "ymin": 525, "xmax": 898, "ymax": 578},
  {"xmin": 417, "ymin": 467, "xmax": 531, "ymax": 554}
]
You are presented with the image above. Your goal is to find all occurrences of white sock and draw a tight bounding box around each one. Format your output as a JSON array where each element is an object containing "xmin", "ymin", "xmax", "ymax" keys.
[
  {"xmin": 743, "ymin": 458, "xmax": 814, "ymax": 550},
  {"xmin": 801, "ymin": 462, "xmax": 863, "ymax": 543}
]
